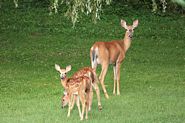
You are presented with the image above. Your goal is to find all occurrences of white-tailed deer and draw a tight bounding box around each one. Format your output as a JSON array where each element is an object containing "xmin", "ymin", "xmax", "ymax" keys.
[
  {"xmin": 55, "ymin": 64, "xmax": 92, "ymax": 120},
  {"xmin": 90, "ymin": 19, "xmax": 139, "ymax": 99},
  {"xmin": 61, "ymin": 67, "xmax": 102, "ymax": 111}
]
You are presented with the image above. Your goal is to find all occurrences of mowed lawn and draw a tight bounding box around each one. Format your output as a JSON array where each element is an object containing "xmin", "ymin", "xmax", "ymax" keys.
[{"xmin": 0, "ymin": 4, "xmax": 185, "ymax": 123}]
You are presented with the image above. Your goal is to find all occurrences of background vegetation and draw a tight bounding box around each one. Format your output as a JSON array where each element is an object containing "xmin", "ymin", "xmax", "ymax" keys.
[
  {"xmin": 1, "ymin": 0, "xmax": 185, "ymax": 26},
  {"xmin": 0, "ymin": 1, "xmax": 185, "ymax": 123}
]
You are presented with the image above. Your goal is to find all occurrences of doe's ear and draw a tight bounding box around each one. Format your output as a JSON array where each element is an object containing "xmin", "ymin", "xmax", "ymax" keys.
[
  {"xmin": 121, "ymin": 19, "xmax": 128, "ymax": 29},
  {"xmin": 133, "ymin": 19, "xmax": 139, "ymax": 28},
  {"xmin": 55, "ymin": 64, "xmax": 61, "ymax": 72},
  {"xmin": 65, "ymin": 65, "xmax": 71, "ymax": 73}
]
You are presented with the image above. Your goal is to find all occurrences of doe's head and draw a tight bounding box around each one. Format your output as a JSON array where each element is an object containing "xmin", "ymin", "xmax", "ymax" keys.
[
  {"xmin": 121, "ymin": 19, "xmax": 139, "ymax": 38},
  {"xmin": 55, "ymin": 64, "xmax": 71, "ymax": 80}
]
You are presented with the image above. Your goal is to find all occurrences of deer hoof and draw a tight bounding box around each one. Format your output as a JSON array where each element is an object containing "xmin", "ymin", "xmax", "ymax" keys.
[
  {"xmin": 80, "ymin": 117, "xmax": 84, "ymax": 120},
  {"xmin": 98, "ymin": 105, "xmax": 102, "ymax": 111},
  {"xmin": 117, "ymin": 92, "xmax": 120, "ymax": 95}
]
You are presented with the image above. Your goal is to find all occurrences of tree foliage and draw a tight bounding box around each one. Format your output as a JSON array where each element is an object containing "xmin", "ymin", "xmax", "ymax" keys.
[
  {"xmin": 49, "ymin": 0, "xmax": 112, "ymax": 27},
  {"xmin": 0, "ymin": 0, "xmax": 184, "ymax": 26},
  {"xmin": 172, "ymin": 0, "xmax": 185, "ymax": 7}
]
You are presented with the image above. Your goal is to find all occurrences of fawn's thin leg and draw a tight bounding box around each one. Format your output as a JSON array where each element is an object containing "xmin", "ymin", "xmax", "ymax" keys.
[
  {"xmin": 85, "ymin": 91, "xmax": 90, "ymax": 120},
  {"xmin": 71, "ymin": 95, "xmax": 76, "ymax": 110},
  {"xmin": 80, "ymin": 92, "xmax": 86, "ymax": 120},
  {"xmin": 76, "ymin": 96, "xmax": 82, "ymax": 118},
  {"xmin": 67, "ymin": 94, "xmax": 72, "ymax": 117},
  {"xmin": 88, "ymin": 87, "xmax": 93, "ymax": 111}
]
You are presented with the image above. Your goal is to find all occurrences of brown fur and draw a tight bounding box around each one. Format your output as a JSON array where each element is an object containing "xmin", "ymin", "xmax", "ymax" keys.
[
  {"xmin": 61, "ymin": 67, "xmax": 102, "ymax": 111},
  {"xmin": 90, "ymin": 19, "xmax": 139, "ymax": 98},
  {"xmin": 55, "ymin": 64, "xmax": 92, "ymax": 120}
]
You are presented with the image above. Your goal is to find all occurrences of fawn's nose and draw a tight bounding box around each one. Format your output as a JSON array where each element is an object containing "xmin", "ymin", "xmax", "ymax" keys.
[{"xmin": 60, "ymin": 73, "xmax": 66, "ymax": 79}]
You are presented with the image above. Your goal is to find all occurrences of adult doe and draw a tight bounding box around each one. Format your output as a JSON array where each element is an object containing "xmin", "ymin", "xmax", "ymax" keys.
[{"xmin": 90, "ymin": 19, "xmax": 139, "ymax": 99}]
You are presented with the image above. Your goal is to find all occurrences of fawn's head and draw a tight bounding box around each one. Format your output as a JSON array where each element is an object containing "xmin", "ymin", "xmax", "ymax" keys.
[
  {"xmin": 55, "ymin": 64, "xmax": 71, "ymax": 80},
  {"xmin": 121, "ymin": 19, "xmax": 139, "ymax": 39},
  {"xmin": 61, "ymin": 91, "xmax": 69, "ymax": 108}
]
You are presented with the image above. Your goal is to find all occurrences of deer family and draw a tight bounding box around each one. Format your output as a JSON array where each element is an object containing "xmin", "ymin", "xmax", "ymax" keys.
[
  {"xmin": 61, "ymin": 67, "xmax": 102, "ymax": 111},
  {"xmin": 55, "ymin": 64, "xmax": 93, "ymax": 120},
  {"xmin": 90, "ymin": 19, "xmax": 139, "ymax": 99}
]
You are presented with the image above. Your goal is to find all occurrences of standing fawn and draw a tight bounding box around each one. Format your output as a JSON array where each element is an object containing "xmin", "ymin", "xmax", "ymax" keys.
[
  {"xmin": 90, "ymin": 19, "xmax": 139, "ymax": 99},
  {"xmin": 55, "ymin": 64, "xmax": 92, "ymax": 120},
  {"xmin": 61, "ymin": 67, "xmax": 102, "ymax": 111}
]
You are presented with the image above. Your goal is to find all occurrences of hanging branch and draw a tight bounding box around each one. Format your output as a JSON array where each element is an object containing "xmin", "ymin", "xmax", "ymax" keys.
[
  {"xmin": 49, "ymin": 0, "xmax": 112, "ymax": 27},
  {"xmin": 172, "ymin": 0, "xmax": 185, "ymax": 7},
  {"xmin": 152, "ymin": 0, "xmax": 158, "ymax": 13},
  {"xmin": 49, "ymin": 0, "xmax": 59, "ymax": 15},
  {"xmin": 13, "ymin": 0, "xmax": 18, "ymax": 8},
  {"xmin": 160, "ymin": 0, "xmax": 167, "ymax": 13}
]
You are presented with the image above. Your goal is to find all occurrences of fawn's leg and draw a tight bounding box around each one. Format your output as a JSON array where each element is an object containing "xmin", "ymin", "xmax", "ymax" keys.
[
  {"xmin": 85, "ymin": 91, "xmax": 90, "ymax": 120},
  {"xmin": 71, "ymin": 95, "xmax": 76, "ymax": 110},
  {"xmin": 76, "ymin": 96, "xmax": 82, "ymax": 118},
  {"xmin": 67, "ymin": 94, "xmax": 72, "ymax": 117},
  {"xmin": 88, "ymin": 87, "xmax": 93, "ymax": 111},
  {"xmin": 79, "ymin": 92, "xmax": 85, "ymax": 120}
]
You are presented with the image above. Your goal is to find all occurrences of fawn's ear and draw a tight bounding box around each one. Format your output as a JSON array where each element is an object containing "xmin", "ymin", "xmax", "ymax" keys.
[
  {"xmin": 55, "ymin": 64, "xmax": 61, "ymax": 72},
  {"xmin": 133, "ymin": 19, "xmax": 139, "ymax": 29},
  {"xmin": 121, "ymin": 19, "xmax": 128, "ymax": 29},
  {"xmin": 65, "ymin": 65, "xmax": 71, "ymax": 72}
]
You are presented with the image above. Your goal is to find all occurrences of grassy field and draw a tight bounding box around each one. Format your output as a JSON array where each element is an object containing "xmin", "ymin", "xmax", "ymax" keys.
[{"xmin": 0, "ymin": 4, "xmax": 185, "ymax": 123}]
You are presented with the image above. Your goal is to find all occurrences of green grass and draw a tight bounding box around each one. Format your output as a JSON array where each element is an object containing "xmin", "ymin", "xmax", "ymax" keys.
[{"xmin": 0, "ymin": 4, "xmax": 185, "ymax": 123}]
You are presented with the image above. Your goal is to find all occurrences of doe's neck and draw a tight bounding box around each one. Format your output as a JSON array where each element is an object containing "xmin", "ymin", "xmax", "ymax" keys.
[{"xmin": 123, "ymin": 32, "xmax": 132, "ymax": 52}]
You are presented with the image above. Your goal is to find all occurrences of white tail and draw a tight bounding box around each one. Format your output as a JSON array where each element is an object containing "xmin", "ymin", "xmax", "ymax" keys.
[{"xmin": 90, "ymin": 19, "xmax": 139, "ymax": 99}]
